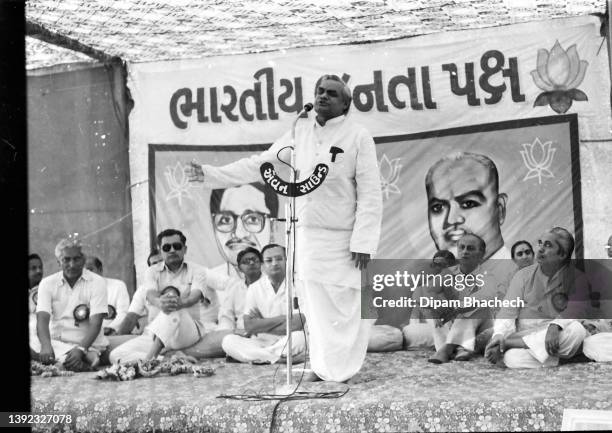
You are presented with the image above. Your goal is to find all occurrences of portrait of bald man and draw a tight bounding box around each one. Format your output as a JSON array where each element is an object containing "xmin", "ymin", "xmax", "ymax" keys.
[{"xmin": 425, "ymin": 151, "xmax": 510, "ymax": 262}]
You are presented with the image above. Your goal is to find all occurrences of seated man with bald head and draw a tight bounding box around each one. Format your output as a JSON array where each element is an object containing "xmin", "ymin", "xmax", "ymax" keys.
[{"xmin": 485, "ymin": 227, "xmax": 590, "ymax": 368}]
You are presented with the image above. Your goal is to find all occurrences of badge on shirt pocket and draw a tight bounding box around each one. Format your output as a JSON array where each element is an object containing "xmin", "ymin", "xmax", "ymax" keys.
[{"xmin": 329, "ymin": 146, "xmax": 344, "ymax": 164}]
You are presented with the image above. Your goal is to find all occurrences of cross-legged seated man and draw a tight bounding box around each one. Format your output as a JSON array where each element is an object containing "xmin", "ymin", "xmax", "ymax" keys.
[
  {"xmin": 109, "ymin": 229, "xmax": 207, "ymax": 363},
  {"xmin": 112, "ymin": 249, "xmax": 163, "ymax": 338},
  {"xmin": 222, "ymin": 244, "xmax": 307, "ymax": 364},
  {"xmin": 179, "ymin": 247, "xmax": 264, "ymax": 359},
  {"xmin": 402, "ymin": 250, "xmax": 456, "ymax": 349},
  {"xmin": 485, "ymin": 227, "xmax": 590, "ymax": 368},
  {"xmin": 428, "ymin": 234, "xmax": 506, "ymax": 364},
  {"xmin": 31, "ymin": 238, "xmax": 108, "ymax": 371}
]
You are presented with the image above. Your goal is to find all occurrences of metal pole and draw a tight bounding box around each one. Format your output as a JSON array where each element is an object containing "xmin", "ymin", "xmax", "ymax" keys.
[
  {"xmin": 285, "ymin": 198, "xmax": 293, "ymax": 386},
  {"xmin": 284, "ymin": 111, "xmax": 302, "ymax": 387},
  {"xmin": 607, "ymin": 0, "xmax": 612, "ymax": 116}
]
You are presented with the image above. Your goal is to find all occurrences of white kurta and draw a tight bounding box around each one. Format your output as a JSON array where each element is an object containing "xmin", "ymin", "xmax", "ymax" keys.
[
  {"xmin": 103, "ymin": 278, "xmax": 130, "ymax": 332},
  {"xmin": 202, "ymin": 114, "xmax": 383, "ymax": 381},
  {"xmin": 221, "ymin": 276, "xmax": 305, "ymax": 363}
]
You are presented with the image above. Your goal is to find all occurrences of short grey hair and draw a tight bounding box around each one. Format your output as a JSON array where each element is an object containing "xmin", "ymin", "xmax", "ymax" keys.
[
  {"xmin": 314, "ymin": 74, "xmax": 352, "ymax": 115},
  {"xmin": 548, "ymin": 227, "xmax": 574, "ymax": 264},
  {"xmin": 54, "ymin": 238, "xmax": 83, "ymax": 260}
]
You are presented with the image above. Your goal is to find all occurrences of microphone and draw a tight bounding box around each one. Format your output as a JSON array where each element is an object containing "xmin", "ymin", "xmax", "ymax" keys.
[{"xmin": 292, "ymin": 103, "xmax": 313, "ymax": 142}]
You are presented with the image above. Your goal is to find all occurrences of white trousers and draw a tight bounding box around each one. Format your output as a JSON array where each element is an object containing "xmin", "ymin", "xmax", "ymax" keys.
[
  {"xmin": 109, "ymin": 309, "xmax": 201, "ymax": 364},
  {"xmin": 367, "ymin": 325, "xmax": 403, "ymax": 352},
  {"xmin": 402, "ymin": 320, "xmax": 435, "ymax": 349},
  {"xmin": 297, "ymin": 280, "xmax": 375, "ymax": 382},
  {"xmin": 582, "ymin": 332, "xmax": 612, "ymax": 362},
  {"xmin": 503, "ymin": 321, "xmax": 589, "ymax": 368},
  {"xmin": 222, "ymin": 331, "xmax": 306, "ymax": 364}
]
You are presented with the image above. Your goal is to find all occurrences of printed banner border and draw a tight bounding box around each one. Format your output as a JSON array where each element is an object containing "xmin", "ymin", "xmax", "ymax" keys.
[{"xmin": 147, "ymin": 113, "xmax": 582, "ymax": 258}]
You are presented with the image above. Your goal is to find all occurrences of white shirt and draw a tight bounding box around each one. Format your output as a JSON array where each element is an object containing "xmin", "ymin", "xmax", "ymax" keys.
[
  {"xmin": 244, "ymin": 275, "xmax": 297, "ymax": 319},
  {"xmin": 202, "ymin": 115, "xmax": 383, "ymax": 287},
  {"xmin": 217, "ymin": 277, "xmax": 252, "ymax": 330},
  {"xmin": 36, "ymin": 269, "xmax": 108, "ymax": 348},
  {"xmin": 103, "ymin": 277, "xmax": 130, "ymax": 331},
  {"xmin": 143, "ymin": 260, "xmax": 208, "ymax": 323}
]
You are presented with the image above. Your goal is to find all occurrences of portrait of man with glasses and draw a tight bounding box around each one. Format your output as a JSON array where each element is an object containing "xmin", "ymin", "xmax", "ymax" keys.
[{"xmin": 209, "ymin": 181, "xmax": 280, "ymax": 278}]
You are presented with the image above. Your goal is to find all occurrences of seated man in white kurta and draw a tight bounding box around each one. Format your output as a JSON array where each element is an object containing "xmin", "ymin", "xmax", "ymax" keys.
[
  {"xmin": 189, "ymin": 74, "xmax": 382, "ymax": 382},
  {"xmin": 84, "ymin": 256, "xmax": 130, "ymax": 336},
  {"xmin": 109, "ymin": 229, "xmax": 207, "ymax": 363},
  {"xmin": 485, "ymin": 227, "xmax": 590, "ymax": 368},
  {"xmin": 177, "ymin": 247, "xmax": 264, "ymax": 359},
  {"xmin": 31, "ymin": 238, "xmax": 108, "ymax": 371},
  {"xmin": 427, "ymin": 234, "xmax": 506, "ymax": 363},
  {"xmin": 222, "ymin": 244, "xmax": 306, "ymax": 364},
  {"xmin": 402, "ymin": 250, "xmax": 457, "ymax": 349}
]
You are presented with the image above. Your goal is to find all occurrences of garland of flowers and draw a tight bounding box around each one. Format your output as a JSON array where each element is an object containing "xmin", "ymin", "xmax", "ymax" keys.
[
  {"xmin": 31, "ymin": 361, "xmax": 74, "ymax": 377},
  {"xmin": 96, "ymin": 356, "xmax": 215, "ymax": 381}
]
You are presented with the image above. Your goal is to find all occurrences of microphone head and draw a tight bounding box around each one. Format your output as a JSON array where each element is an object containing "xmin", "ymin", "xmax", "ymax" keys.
[{"xmin": 304, "ymin": 103, "xmax": 314, "ymax": 112}]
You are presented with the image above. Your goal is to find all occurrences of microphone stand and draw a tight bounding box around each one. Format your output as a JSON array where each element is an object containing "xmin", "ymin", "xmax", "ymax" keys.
[{"xmin": 284, "ymin": 105, "xmax": 311, "ymax": 389}]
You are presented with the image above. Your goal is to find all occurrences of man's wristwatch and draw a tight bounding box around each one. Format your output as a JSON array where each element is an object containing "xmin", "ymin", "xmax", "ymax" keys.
[{"xmin": 76, "ymin": 346, "xmax": 88, "ymax": 353}]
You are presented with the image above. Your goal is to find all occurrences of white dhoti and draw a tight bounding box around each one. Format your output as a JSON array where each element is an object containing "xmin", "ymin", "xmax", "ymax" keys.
[
  {"xmin": 222, "ymin": 331, "xmax": 306, "ymax": 364},
  {"xmin": 298, "ymin": 280, "xmax": 374, "ymax": 381},
  {"xmin": 432, "ymin": 318, "xmax": 486, "ymax": 352},
  {"xmin": 296, "ymin": 228, "xmax": 376, "ymax": 382},
  {"xmin": 503, "ymin": 321, "xmax": 589, "ymax": 369},
  {"xmin": 30, "ymin": 336, "xmax": 80, "ymax": 364}
]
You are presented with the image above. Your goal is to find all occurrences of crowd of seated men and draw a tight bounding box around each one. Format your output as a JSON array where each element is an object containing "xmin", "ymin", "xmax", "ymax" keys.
[{"xmin": 29, "ymin": 226, "xmax": 612, "ymax": 373}]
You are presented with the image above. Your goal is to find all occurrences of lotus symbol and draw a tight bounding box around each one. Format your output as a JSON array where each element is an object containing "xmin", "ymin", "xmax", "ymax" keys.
[
  {"xmin": 519, "ymin": 137, "xmax": 556, "ymax": 184},
  {"xmin": 531, "ymin": 40, "xmax": 588, "ymax": 114},
  {"xmin": 378, "ymin": 154, "xmax": 402, "ymax": 200},
  {"xmin": 165, "ymin": 161, "xmax": 199, "ymax": 205}
]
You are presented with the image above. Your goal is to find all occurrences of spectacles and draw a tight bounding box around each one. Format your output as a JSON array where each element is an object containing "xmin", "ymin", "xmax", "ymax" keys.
[
  {"xmin": 161, "ymin": 242, "xmax": 183, "ymax": 252},
  {"xmin": 264, "ymin": 256, "xmax": 285, "ymax": 264},
  {"xmin": 240, "ymin": 257, "xmax": 261, "ymax": 265},
  {"xmin": 213, "ymin": 211, "xmax": 268, "ymax": 234}
]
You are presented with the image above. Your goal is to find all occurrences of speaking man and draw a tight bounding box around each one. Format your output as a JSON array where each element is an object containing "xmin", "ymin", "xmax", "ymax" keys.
[{"xmin": 188, "ymin": 74, "xmax": 383, "ymax": 382}]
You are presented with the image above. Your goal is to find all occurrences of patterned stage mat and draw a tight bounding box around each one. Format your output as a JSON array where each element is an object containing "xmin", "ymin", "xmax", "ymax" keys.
[{"xmin": 32, "ymin": 350, "xmax": 612, "ymax": 432}]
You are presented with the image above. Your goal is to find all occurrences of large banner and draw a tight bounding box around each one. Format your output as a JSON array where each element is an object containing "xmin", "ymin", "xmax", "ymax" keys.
[{"xmin": 128, "ymin": 16, "xmax": 611, "ymax": 283}]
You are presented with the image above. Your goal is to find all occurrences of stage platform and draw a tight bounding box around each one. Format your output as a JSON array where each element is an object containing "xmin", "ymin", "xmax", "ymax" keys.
[{"xmin": 32, "ymin": 350, "xmax": 612, "ymax": 432}]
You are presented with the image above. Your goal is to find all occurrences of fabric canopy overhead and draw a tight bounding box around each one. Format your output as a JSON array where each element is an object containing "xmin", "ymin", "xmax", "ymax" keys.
[{"xmin": 26, "ymin": 0, "xmax": 607, "ymax": 62}]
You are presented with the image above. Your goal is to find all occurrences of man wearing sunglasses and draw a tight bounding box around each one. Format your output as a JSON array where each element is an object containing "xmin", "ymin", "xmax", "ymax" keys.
[
  {"xmin": 171, "ymin": 247, "xmax": 265, "ymax": 360},
  {"xmin": 188, "ymin": 74, "xmax": 383, "ymax": 382},
  {"xmin": 109, "ymin": 229, "xmax": 210, "ymax": 363}
]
